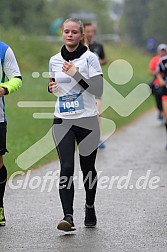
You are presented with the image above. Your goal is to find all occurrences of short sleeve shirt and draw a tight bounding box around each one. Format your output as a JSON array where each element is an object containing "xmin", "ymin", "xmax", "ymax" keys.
[
  {"xmin": 89, "ymin": 41, "xmax": 105, "ymax": 60},
  {"xmin": 0, "ymin": 42, "xmax": 21, "ymax": 122},
  {"xmin": 149, "ymin": 55, "xmax": 160, "ymax": 85},
  {"xmin": 157, "ymin": 55, "xmax": 167, "ymax": 95},
  {"xmin": 49, "ymin": 50, "xmax": 102, "ymax": 119}
]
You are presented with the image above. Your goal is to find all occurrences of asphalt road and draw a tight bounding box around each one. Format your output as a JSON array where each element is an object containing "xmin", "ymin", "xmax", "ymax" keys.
[{"xmin": 0, "ymin": 110, "xmax": 167, "ymax": 252}]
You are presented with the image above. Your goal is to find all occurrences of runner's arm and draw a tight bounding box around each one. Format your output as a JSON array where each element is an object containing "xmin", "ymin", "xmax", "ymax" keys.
[
  {"xmin": 0, "ymin": 77, "xmax": 22, "ymax": 95},
  {"xmin": 157, "ymin": 62, "xmax": 166, "ymax": 86},
  {"xmin": 0, "ymin": 47, "xmax": 22, "ymax": 95},
  {"xmin": 73, "ymin": 72, "xmax": 103, "ymax": 97}
]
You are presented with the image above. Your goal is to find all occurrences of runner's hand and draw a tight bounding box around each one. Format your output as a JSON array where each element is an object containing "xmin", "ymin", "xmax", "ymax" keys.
[
  {"xmin": 62, "ymin": 61, "xmax": 77, "ymax": 77},
  {"xmin": 0, "ymin": 87, "xmax": 5, "ymax": 97},
  {"xmin": 159, "ymin": 79, "xmax": 166, "ymax": 87},
  {"xmin": 49, "ymin": 78, "xmax": 58, "ymax": 93}
]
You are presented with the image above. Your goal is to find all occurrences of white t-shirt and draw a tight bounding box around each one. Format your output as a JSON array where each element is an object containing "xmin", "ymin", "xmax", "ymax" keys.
[
  {"xmin": 0, "ymin": 47, "xmax": 21, "ymax": 80},
  {"xmin": 0, "ymin": 45, "xmax": 21, "ymax": 122},
  {"xmin": 49, "ymin": 50, "xmax": 102, "ymax": 119}
]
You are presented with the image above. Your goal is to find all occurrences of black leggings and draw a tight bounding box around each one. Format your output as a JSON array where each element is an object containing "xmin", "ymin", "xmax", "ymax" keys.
[
  {"xmin": 154, "ymin": 92, "xmax": 163, "ymax": 112},
  {"xmin": 52, "ymin": 116, "xmax": 100, "ymax": 215}
]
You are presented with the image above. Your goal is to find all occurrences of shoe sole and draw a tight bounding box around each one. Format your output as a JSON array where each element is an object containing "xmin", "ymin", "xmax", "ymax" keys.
[
  {"xmin": 0, "ymin": 221, "xmax": 6, "ymax": 226},
  {"xmin": 84, "ymin": 222, "xmax": 97, "ymax": 228},
  {"xmin": 85, "ymin": 225, "xmax": 96, "ymax": 228},
  {"xmin": 57, "ymin": 220, "xmax": 76, "ymax": 232}
]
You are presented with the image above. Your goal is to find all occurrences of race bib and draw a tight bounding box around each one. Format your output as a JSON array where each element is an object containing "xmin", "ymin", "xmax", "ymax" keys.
[{"xmin": 59, "ymin": 93, "xmax": 84, "ymax": 115}]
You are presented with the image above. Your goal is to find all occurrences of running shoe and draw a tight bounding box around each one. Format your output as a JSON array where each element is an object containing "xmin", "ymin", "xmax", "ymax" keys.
[
  {"xmin": 84, "ymin": 204, "xmax": 97, "ymax": 227},
  {"xmin": 57, "ymin": 215, "xmax": 76, "ymax": 231},
  {"xmin": 98, "ymin": 140, "xmax": 106, "ymax": 149},
  {"xmin": 0, "ymin": 208, "xmax": 6, "ymax": 226},
  {"xmin": 158, "ymin": 112, "xmax": 164, "ymax": 125},
  {"xmin": 158, "ymin": 112, "xmax": 163, "ymax": 121}
]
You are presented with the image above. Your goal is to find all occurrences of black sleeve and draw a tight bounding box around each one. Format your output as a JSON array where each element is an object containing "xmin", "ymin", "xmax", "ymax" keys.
[
  {"xmin": 157, "ymin": 59, "xmax": 167, "ymax": 76},
  {"xmin": 14, "ymin": 76, "xmax": 22, "ymax": 80},
  {"xmin": 73, "ymin": 71, "xmax": 103, "ymax": 97},
  {"xmin": 157, "ymin": 62, "xmax": 164, "ymax": 73},
  {"xmin": 99, "ymin": 44, "xmax": 105, "ymax": 60}
]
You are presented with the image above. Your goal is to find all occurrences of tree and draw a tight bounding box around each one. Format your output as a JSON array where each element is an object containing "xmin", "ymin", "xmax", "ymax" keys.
[
  {"xmin": 0, "ymin": 0, "xmax": 50, "ymax": 34},
  {"xmin": 0, "ymin": 0, "xmax": 113, "ymax": 35},
  {"xmin": 47, "ymin": 0, "xmax": 112, "ymax": 34},
  {"xmin": 121, "ymin": 0, "xmax": 150, "ymax": 46},
  {"xmin": 144, "ymin": 0, "xmax": 167, "ymax": 43}
]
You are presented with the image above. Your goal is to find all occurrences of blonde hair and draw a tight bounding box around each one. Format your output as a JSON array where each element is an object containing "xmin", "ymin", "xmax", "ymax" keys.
[{"xmin": 63, "ymin": 18, "xmax": 88, "ymax": 47}]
